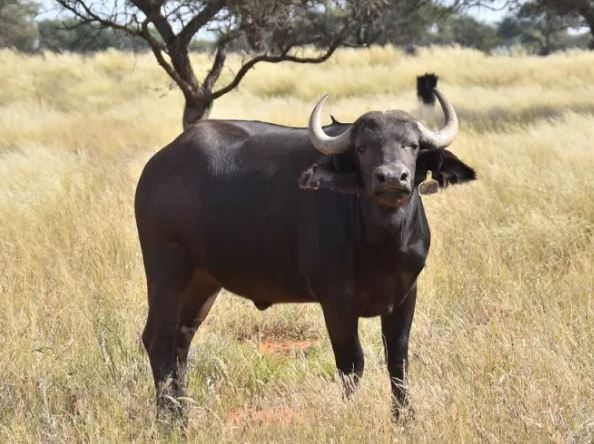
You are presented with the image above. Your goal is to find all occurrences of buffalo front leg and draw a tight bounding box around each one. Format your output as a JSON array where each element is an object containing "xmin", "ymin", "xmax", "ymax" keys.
[
  {"xmin": 381, "ymin": 285, "xmax": 417, "ymax": 419},
  {"xmin": 321, "ymin": 302, "xmax": 364, "ymax": 398}
]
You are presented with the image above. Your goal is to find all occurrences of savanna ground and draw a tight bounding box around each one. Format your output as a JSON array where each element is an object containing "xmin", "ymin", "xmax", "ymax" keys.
[{"xmin": 1, "ymin": 46, "xmax": 593, "ymax": 442}]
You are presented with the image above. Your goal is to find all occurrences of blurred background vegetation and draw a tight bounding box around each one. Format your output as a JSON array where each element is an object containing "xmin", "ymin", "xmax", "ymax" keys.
[{"xmin": 1, "ymin": 0, "xmax": 593, "ymax": 55}]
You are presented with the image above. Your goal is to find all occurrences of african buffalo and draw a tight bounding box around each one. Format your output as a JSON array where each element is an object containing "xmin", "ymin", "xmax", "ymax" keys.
[{"xmin": 135, "ymin": 89, "xmax": 476, "ymax": 420}]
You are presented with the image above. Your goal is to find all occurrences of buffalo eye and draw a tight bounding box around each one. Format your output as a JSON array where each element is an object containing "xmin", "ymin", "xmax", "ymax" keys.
[
  {"xmin": 409, "ymin": 143, "xmax": 419, "ymax": 150},
  {"xmin": 356, "ymin": 145, "xmax": 367, "ymax": 153}
]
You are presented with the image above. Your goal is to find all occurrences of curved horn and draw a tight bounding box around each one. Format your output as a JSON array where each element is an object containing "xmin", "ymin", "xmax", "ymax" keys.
[
  {"xmin": 417, "ymin": 89, "xmax": 459, "ymax": 150},
  {"xmin": 308, "ymin": 94, "xmax": 351, "ymax": 155}
]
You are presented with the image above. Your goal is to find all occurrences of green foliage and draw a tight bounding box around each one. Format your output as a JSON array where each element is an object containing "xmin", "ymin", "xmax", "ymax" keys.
[
  {"xmin": 37, "ymin": 19, "xmax": 147, "ymax": 53},
  {"xmin": 518, "ymin": 0, "xmax": 594, "ymax": 49},
  {"xmin": 497, "ymin": 4, "xmax": 590, "ymax": 55},
  {"xmin": 0, "ymin": 0, "xmax": 38, "ymax": 52},
  {"xmin": 282, "ymin": 1, "xmax": 500, "ymax": 52},
  {"xmin": 428, "ymin": 14, "xmax": 500, "ymax": 52},
  {"xmin": 379, "ymin": 0, "xmax": 447, "ymax": 46}
]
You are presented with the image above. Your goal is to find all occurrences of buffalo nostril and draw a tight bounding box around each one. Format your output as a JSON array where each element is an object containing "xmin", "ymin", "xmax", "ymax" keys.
[
  {"xmin": 377, "ymin": 172, "xmax": 386, "ymax": 183},
  {"xmin": 400, "ymin": 171, "xmax": 409, "ymax": 182}
]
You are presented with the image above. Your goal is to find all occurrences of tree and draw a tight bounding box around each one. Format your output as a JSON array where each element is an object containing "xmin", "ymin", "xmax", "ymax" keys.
[
  {"xmin": 0, "ymin": 0, "xmax": 38, "ymax": 52},
  {"xmin": 497, "ymin": 15, "xmax": 524, "ymax": 46},
  {"xmin": 282, "ymin": 1, "xmax": 447, "ymax": 49},
  {"xmin": 379, "ymin": 0, "xmax": 448, "ymax": 46},
  {"xmin": 499, "ymin": 2, "xmax": 586, "ymax": 54},
  {"xmin": 38, "ymin": 18, "xmax": 148, "ymax": 52},
  {"xmin": 426, "ymin": 13, "xmax": 499, "ymax": 51},
  {"xmin": 377, "ymin": 0, "xmax": 508, "ymax": 50},
  {"xmin": 518, "ymin": 0, "xmax": 594, "ymax": 49},
  {"xmin": 455, "ymin": 15, "xmax": 499, "ymax": 50},
  {"xmin": 54, "ymin": 0, "xmax": 384, "ymax": 130}
]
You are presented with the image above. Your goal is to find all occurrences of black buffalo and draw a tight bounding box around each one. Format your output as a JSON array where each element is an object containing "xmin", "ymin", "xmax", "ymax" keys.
[{"xmin": 134, "ymin": 90, "xmax": 476, "ymax": 420}]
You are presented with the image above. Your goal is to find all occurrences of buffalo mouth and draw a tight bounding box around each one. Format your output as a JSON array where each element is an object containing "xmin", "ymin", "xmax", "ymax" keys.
[{"xmin": 373, "ymin": 186, "xmax": 412, "ymax": 205}]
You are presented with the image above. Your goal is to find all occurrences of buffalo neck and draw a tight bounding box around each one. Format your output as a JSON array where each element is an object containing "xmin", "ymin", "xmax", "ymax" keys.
[{"xmin": 357, "ymin": 189, "xmax": 428, "ymax": 253}]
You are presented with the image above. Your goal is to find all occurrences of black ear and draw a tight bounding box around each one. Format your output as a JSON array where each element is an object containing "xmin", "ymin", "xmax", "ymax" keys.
[
  {"xmin": 299, "ymin": 152, "xmax": 361, "ymax": 194},
  {"xmin": 438, "ymin": 150, "xmax": 476, "ymax": 186},
  {"xmin": 415, "ymin": 150, "xmax": 476, "ymax": 189}
]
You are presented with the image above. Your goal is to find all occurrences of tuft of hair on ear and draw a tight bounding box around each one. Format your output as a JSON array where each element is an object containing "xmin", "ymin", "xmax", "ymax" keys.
[{"xmin": 416, "ymin": 73, "xmax": 439, "ymax": 105}]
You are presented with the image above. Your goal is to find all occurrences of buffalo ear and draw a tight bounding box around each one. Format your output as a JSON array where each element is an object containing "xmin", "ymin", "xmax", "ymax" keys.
[
  {"xmin": 438, "ymin": 151, "xmax": 476, "ymax": 186},
  {"xmin": 415, "ymin": 150, "xmax": 476, "ymax": 189},
  {"xmin": 299, "ymin": 154, "xmax": 361, "ymax": 194}
]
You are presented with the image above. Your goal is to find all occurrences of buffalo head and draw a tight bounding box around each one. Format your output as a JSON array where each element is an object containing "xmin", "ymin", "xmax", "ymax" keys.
[{"xmin": 300, "ymin": 90, "xmax": 474, "ymax": 208}]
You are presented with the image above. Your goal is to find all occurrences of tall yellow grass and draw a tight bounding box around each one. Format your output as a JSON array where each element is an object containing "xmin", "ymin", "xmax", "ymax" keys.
[{"xmin": 0, "ymin": 46, "xmax": 592, "ymax": 442}]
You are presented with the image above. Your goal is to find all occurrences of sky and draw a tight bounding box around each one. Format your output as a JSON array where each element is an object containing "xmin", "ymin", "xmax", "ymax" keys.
[
  {"xmin": 469, "ymin": 2, "xmax": 511, "ymax": 23},
  {"xmin": 36, "ymin": 0, "xmax": 512, "ymax": 24}
]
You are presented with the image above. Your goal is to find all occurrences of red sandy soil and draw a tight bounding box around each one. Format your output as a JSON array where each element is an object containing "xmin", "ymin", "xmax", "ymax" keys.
[
  {"xmin": 258, "ymin": 339, "xmax": 313, "ymax": 355},
  {"xmin": 224, "ymin": 339, "xmax": 316, "ymax": 425}
]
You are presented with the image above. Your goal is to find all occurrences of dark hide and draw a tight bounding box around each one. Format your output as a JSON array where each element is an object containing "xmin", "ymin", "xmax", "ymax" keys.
[{"xmin": 135, "ymin": 117, "xmax": 476, "ymax": 422}]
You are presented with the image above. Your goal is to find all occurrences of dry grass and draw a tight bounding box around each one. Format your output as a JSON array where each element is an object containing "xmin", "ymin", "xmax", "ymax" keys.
[{"xmin": 0, "ymin": 46, "xmax": 593, "ymax": 442}]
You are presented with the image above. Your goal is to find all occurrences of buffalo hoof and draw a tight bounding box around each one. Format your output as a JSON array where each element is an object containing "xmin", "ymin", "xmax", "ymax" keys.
[
  {"xmin": 156, "ymin": 394, "xmax": 189, "ymax": 429},
  {"xmin": 338, "ymin": 373, "xmax": 361, "ymax": 399},
  {"xmin": 392, "ymin": 401, "xmax": 415, "ymax": 423}
]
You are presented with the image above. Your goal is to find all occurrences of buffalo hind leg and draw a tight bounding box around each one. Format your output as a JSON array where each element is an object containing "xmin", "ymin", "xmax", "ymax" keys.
[
  {"xmin": 174, "ymin": 270, "xmax": 220, "ymax": 408},
  {"xmin": 321, "ymin": 302, "xmax": 364, "ymax": 398},
  {"xmin": 381, "ymin": 285, "xmax": 417, "ymax": 419},
  {"xmin": 141, "ymin": 241, "xmax": 193, "ymax": 420}
]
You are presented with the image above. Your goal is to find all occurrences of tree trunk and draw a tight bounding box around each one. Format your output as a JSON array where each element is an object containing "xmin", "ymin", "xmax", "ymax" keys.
[
  {"xmin": 182, "ymin": 95, "xmax": 212, "ymax": 131},
  {"xmin": 164, "ymin": 41, "xmax": 214, "ymax": 130},
  {"xmin": 587, "ymin": 17, "xmax": 594, "ymax": 49},
  {"xmin": 580, "ymin": 7, "xmax": 594, "ymax": 50}
]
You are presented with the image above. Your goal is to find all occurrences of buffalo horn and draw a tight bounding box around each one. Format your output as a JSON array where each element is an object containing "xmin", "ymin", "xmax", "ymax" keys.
[
  {"xmin": 416, "ymin": 89, "xmax": 459, "ymax": 149},
  {"xmin": 308, "ymin": 94, "xmax": 351, "ymax": 155}
]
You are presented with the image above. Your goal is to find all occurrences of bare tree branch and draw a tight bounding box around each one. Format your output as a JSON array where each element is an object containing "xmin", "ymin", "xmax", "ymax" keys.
[
  {"xmin": 212, "ymin": 31, "xmax": 346, "ymax": 100},
  {"xmin": 448, "ymin": 0, "xmax": 515, "ymax": 12},
  {"xmin": 55, "ymin": 0, "xmax": 143, "ymax": 37},
  {"xmin": 138, "ymin": 19, "xmax": 185, "ymax": 91},
  {"xmin": 177, "ymin": 0, "xmax": 225, "ymax": 46},
  {"xmin": 203, "ymin": 37, "xmax": 229, "ymax": 93},
  {"xmin": 129, "ymin": 0, "xmax": 176, "ymax": 45}
]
